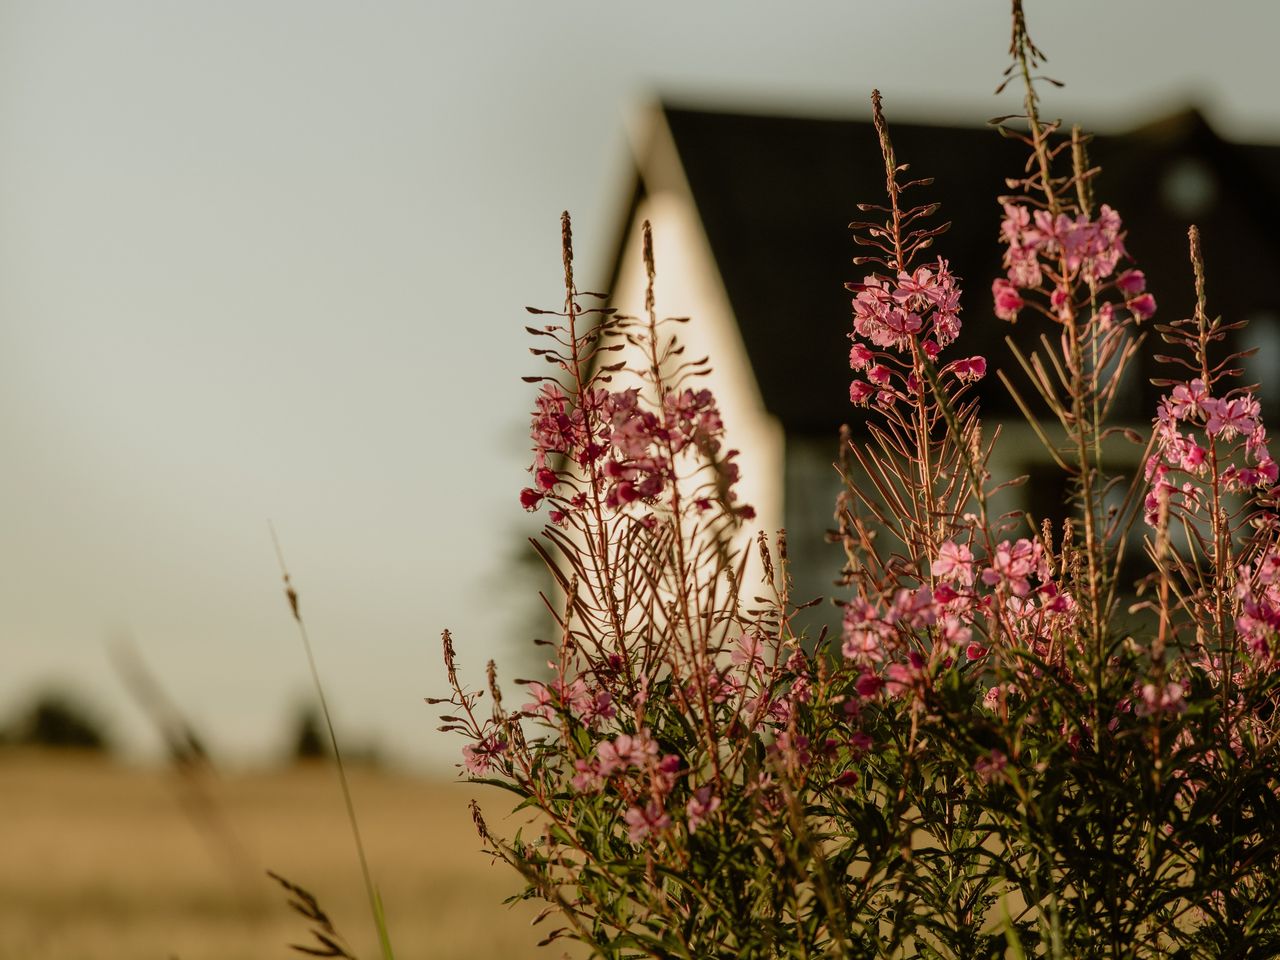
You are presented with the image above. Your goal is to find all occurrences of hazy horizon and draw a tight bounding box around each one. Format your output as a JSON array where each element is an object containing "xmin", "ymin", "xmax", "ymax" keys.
[{"xmin": 3, "ymin": 0, "xmax": 1279, "ymax": 772}]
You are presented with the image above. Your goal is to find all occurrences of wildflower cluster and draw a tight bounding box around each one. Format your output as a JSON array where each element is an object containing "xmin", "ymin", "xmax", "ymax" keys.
[
  {"xmin": 437, "ymin": 4, "xmax": 1280, "ymax": 957},
  {"xmin": 1237, "ymin": 548, "xmax": 1280, "ymax": 661},
  {"xmin": 848, "ymin": 258, "xmax": 986, "ymax": 406},
  {"xmin": 846, "ymin": 92, "xmax": 986, "ymax": 414},
  {"xmin": 520, "ymin": 377, "xmax": 748, "ymax": 522},
  {"xmin": 993, "ymin": 203, "xmax": 1155, "ymax": 326},
  {"xmin": 1148, "ymin": 378, "xmax": 1276, "ymax": 525}
]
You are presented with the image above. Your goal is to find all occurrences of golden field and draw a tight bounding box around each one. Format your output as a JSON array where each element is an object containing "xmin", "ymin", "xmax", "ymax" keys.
[{"xmin": 0, "ymin": 751, "xmax": 584, "ymax": 960}]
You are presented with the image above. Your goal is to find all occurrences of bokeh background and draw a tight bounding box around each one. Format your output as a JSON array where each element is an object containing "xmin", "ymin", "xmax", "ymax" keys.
[{"xmin": 1, "ymin": 2, "xmax": 1278, "ymax": 957}]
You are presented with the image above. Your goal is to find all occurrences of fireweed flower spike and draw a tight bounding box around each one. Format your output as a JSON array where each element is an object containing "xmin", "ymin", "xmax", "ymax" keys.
[{"xmin": 427, "ymin": 5, "xmax": 1280, "ymax": 958}]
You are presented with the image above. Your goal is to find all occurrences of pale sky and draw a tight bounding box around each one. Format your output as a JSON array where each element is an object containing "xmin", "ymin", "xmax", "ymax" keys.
[{"xmin": 2, "ymin": 1, "xmax": 1278, "ymax": 771}]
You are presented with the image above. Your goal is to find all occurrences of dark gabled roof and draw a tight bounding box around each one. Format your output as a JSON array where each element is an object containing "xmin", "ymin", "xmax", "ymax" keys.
[{"xmin": 632, "ymin": 103, "xmax": 1280, "ymax": 436}]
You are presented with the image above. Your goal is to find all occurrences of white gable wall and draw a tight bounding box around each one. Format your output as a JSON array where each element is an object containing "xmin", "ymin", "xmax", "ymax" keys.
[{"xmin": 609, "ymin": 189, "xmax": 785, "ymax": 576}]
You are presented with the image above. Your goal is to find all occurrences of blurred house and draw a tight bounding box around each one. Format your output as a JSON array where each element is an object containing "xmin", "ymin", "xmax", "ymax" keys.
[{"xmin": 604, "ymin": 102, "xmax": 1280, "ymax": 627}]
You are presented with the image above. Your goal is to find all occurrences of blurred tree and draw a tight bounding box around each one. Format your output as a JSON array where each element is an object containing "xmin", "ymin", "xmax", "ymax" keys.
[
  {"xmin": 286, "ymin": 701, "xmax": 384, "ymax": 767},
  {"xmin": 7, "ymin": 690, "xmax": 111, "ymax": 751},
  {"xmin": 290, "ymin": 704, "xmax": 329, "ymax": 761}
]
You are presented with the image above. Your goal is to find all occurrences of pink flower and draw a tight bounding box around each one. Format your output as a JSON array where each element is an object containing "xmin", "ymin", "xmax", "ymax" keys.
[
  {"xmin": 832, "ymin": 770, "xmax": 860, "ymax": 788},
  {"xmin": 933, "ymin": 311, "xmax": 961, "ymax": 348},
  {"xmin": 571, "ymin": 758, "xmax": 604, "ymax": 793},
  {"xmin": 1096, "ymin": 301, "xmax": 1115, "ymax": 331},
  {"xmin": 982, "ymin": 538, "xmax": 1048, "ymax": 597},
  {"xmin": 1135, "ymin": 681, "xmax": 1186, "ymax": 717},
  {"xmin": 1116, "ymin": 269, "xmax": 1146, "ymax": 295},
  {"xmin": 732, "ymin": 633, "xmax": 767, "ymax": 676},
  {"xmin": 886, "ymin": 259, "xmax": 963, "ymax": 347},
  {"xmin": 1127, "ymin": 292, "xmax": 1157, "ymax": 321},
  {"xmin": 613, "ymin": 480, "xmax": 638, "ymax": 504},
  {"xmin": 1248, "ymin": 423, "xmax": 1271, "ymax": 460},
  {"xmin": 579, "ymin": 690, "xmax": 617, "ymax": 726},
  {"xmin": 848, "ymin": 730, "xmax": 874, "ymax": 757},
  {"xmin": 950, "ymin": 356, "xmax": 987, "ymax": 383},
  {"xmin": 889, "ymin": 585, "xmax": 938, "ymax": 628},
  {"xmin": 519, "ymin": 487, "xmax": 543, "ymax": 511},
  {"xmin": 1000, "ymin": 202, "xmax": 1032, "ymax": 244},
  {"xmin": 854, "ymin": 670, "xmax": 885, "ymax": 698},
  {"xmin": 559, "ymin": 678, "xmax": 592, "ymax": 716},
  {"xmin": 1036, "ymin": 584, "xmax": 1077, "ymax": 629},
  {"xmin": 1000, "ymin": 204, "xmax": 1044, "ymax": 288},
  {"xmin": 596, "ymin": 730, "xmax": 658, "ymax": 776},
  {"xmin": 842, "ymin": 598, "xmax": 889, "ymax": 663},
  {"xmin": 624, "ymin": 802, "xmax": 671, "ymax": 843},
  {"xmin": 974, "ymin": 749, "xmax": 1007, "ymax": 783},
  {"xmin": 852, "ymin": 276, "xmax": 921, "ymax": 350},
  {"xmin": 882, "ymin": 308, "xmax": 923, "ymax": 345},
  {"xmin": 663, "ymin": 387, "xmax": 726, "ymax": 455},
  {"xmin": 1005, "ymin": 244, "xmax": 1042, "ymax": 288},
  {"xmin": 529, "ymin": 383, "xmax": 574, "ymax": 456},
  {"xmin": 787, "ymin": 675, "xmax": 812, "ymax": 705},
  {"xmin": 1202, "ymin": 397, "xmax": 1258, "ymax": 440},
  {"xmin": 940, "ymin": 615, "xmax": 973, "ymax": 650},
  {"xmin": 850, "ymin": 262, "xmax": 962, "ymax": 355},
  {"xmin": 1067, "ymin": 204, "xmax": 1126, "ymax": 283},
  {"xmin": 992, "ymin": 278, "xmax": 1024, "ymax": 322},
  {"xmin": 849, "ymin": 342, "xmax": 875, "ymax": 370},
  {"xmin": 892, "ymin": 263, "xmax": 939, "ymax": 310},
  {"xmin": 1050, "ymin": 284, "xmax": 1072, "ymax": 320},
  {"xmin": 884, "ymin": 651, "xmax": 926, "ymax": 699},
  {"xmin": 522, "ymin": 681, "xmax": 555, "ymax": 719},
  {"xmin": 461, "ymin": 735, "xmax": 507, "ymax": 776},
  {"xmin": 1256, "ymin": 551, "xmax": 1280, "ymax": 586},
  {"xmin": 1175, "ymin": 438, "xmax": 1207, "ymax": 473},
  {"xmin": 685, "ymin": 787, "xmax": 721, "ymax": 832},
  {"xmin": 784, "ymin": 650, "xmax": 808, "ymax": 675},
  {"xmin": 849, "ymin": 380, "xmax": 875, "ymax": 405},
  {"xmin": 1170, "ymin": 475, "xmax": 1196, "ymax": 505},
  {"xmin": 656, "ymin": 753, "xmax": 683, "ymax": 788},
  {"xmin": 1237, "ymin": 582, "xmax": 1280, "ymax": 658},
  {"xmin": 1144, "ymin": 477, "xmax": 1175, "ymax": 527},
  {"xmin": 1169, "ymin": 379, "xmax": 1210, "ymax": 420}
]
